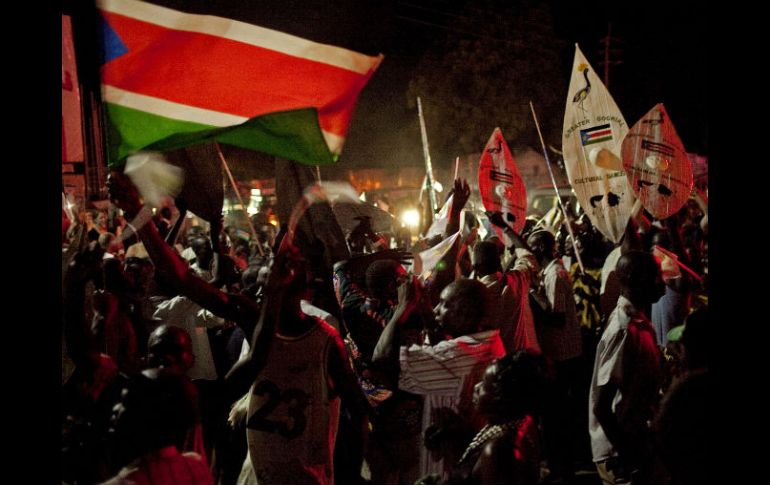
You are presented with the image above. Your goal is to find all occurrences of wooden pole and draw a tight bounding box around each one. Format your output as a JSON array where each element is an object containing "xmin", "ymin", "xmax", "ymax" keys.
[
  {"xmin": 529, "ymin": 101, "xmax": 585, "ymax": 274},
  {"xmin": 417, "ymin": 97, "xmax": 438, "ymax": 224},
  {"xmin": 214, "ymin": 142, "xmax": 264, "ymax": 256}
]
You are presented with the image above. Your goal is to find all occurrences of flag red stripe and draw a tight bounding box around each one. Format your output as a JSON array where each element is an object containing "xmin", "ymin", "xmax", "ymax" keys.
[
  {"xmin": 587, "ymin": 128, "xmax": 612, "ymax": 138},
  {"xmin": 101, "ymin": 11, "xmax": 374, "ymax": 137}
]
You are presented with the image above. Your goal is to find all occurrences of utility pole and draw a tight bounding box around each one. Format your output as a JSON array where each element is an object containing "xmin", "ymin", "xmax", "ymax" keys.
[
  {"xmin": 416, "ymin": 97, "xmax": 438, "ymax": 228},
  {"xmin": 597, "ymin": 22, "xmax": 623, "ymax": 89}
]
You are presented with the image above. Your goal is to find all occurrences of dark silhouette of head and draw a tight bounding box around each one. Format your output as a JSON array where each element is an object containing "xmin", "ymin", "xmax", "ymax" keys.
[
  {"xmin": 651, "ymin": 229, "xmax": 672, "ymax": 251},
  {"xmin": 109, "ymin": 372, "xmax": 199, "ymax": 466},
  {"xmin": 616, "ymin": 250, "xmax": 666, "ymax": 308},
  {"xmin": 473, "ymin": 240, "xmax": 503, "ymax": 277},
  {"xmin": 433, "ymin": 279, "xmax": 489, "ymax": 337},
  {"xmin": 146, "ymin": 324, "xmax": 194, "ymax": 375},
  {"xmin": 190, "ymin": 237, "xmax": 213, "ymax": 269},
  {"xmin": 102, "ymin": 257, "xmax": 128, "ymax": 293},
  {"xmin": 366, "ymin": 259, "xmax": 405, "ymax": 302},
  {"xmin": 473, "ymin": 350, "xmax": 545, "ymax": 423},
  {"xmin": 681, "ymin": 307, "xmax": 708, "ymax": 371},
  {"xmin": 527, "ymin": 230, "xmax": 556, "ymax": 263},
  {"xmin": 123, "ymin": 243, "xmax": 154, "ymax": 294}
]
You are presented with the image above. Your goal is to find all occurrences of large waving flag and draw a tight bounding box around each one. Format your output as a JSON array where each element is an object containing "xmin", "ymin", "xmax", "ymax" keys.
[{"xmin": 97, "ymin": 0, "xmax": 384, "ymax": 167}]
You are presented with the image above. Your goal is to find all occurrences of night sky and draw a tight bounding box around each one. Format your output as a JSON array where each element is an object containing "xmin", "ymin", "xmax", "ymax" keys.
[{"xmin": 334, "ymin": 0, "xmax": 707, "ymax": 172}]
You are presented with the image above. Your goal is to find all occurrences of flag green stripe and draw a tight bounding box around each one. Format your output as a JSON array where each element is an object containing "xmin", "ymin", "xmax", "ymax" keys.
[
  {"xmin": 105, "ymin": 103, "xmax": 335, "ymax": 167},
  {"xmin": 584, "ymin": 135, "xmax": 613, "ymax": 146}
]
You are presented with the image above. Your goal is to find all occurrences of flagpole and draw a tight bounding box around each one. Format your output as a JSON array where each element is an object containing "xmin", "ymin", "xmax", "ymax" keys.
[
  {"xmin": 454, "ymin": 156, "xmax": 460, "ymax": 180},
  {"xmin": 529, "ymin": 101, "xmax": 585, "ymax": 275},
  {"xmin": 417, "ymin": 97, "xmax": 438, "ymax": 225},
  {"xmin": 214, "ymin": 142, "xmax": 264, "ymax": 257}
]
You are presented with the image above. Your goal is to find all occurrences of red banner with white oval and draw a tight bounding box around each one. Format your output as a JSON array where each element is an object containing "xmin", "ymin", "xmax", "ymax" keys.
[
  {"xmin": 478, "ymin": 127, "xmax": 526, "ymax": 235},
  {"xmin": 621, "ymin": 103, "xmax": 692, "ymax": 220}
]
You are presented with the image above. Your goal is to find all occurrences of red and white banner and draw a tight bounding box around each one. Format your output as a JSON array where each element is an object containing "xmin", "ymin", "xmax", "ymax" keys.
[
  {"xmin": 621, "ymin": 103, "xmax": 693, "ymax": 220},
  {"xmin": 478, "ymin": 128, "xmax": 527, "ymax": 238}
]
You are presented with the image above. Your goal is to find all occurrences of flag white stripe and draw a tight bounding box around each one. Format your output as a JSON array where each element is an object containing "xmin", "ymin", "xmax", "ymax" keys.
[
  {"xmin": 103, "ymin": 85, "xmax": 344, "ymax": 154},
  {"xmin": 98, "ymin": 0, "xmax": 383, "ymax": 75},
  {"xmin": 103, "ymin": 84, "xmax": 247, "ymax": 126}
]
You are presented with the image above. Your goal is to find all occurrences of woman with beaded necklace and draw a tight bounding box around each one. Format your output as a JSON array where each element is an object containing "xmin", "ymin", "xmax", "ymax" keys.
[{"xmin": 446, "ymin": 350, "xmax": 545, "ymax": 485}]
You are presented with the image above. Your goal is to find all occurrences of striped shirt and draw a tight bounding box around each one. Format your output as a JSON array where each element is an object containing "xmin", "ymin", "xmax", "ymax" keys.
[{"xmin": 398, "ymin": 329, "xmax": 505, "ymax": 477}]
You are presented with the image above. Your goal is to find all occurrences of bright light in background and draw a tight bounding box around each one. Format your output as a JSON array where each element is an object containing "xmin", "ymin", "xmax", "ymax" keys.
[
  {"xmin": 401, "ymin": 209, "xmax": 420, "ymax": 228},
  {"xmin": 247, "ymin": 188, "xmax": 262, "ymax": 215}
]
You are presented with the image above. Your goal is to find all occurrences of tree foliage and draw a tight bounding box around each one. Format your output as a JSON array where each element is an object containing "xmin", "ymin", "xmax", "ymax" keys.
[{"xmin": 408, "ymin": 0, "xmax": 566, "ymax": 167}]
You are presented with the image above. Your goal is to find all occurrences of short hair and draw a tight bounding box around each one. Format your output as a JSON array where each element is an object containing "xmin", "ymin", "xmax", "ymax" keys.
[
  {"xmin": 445, "ymin": 278, "xmax": 490, "ymax": 327},
  {"xmin": 365, "ymin": 259, "xmax": 402, "ymax": 298},
  {"xmin": 147, "ymin": 324, "xmax": 193, "ymax": 371},
  {"xmin": 616, "ymin": 250, "xmax": 659, "ymax": 292},
  {"xmin": 528, "ymin": 229, "xmax": 555, "ymax": 254},
  {"xmin": 116, "ymin": 373, "xmax": 199, "ymax": 452},
  {"xmin": 485, "ymin": 350, "xmax": 546, "ymax": 418},
  {"xmin": 472, "ymin": 240, "xmax": 502, "ymax": 276}
]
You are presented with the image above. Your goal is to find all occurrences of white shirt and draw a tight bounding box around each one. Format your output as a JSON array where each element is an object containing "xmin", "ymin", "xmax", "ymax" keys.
[
  {"xmin": 153, "ymin": 296, "xmax": 225, "ymax": 381},
  {"xmin": 588, "ymin": 296, "xmax": 661, "ymax": 462},
  {"xmin": 539, "ymin": 258, "xmax": 582, "ymax": 362},
  {"xmin": 399, "ymin": 329, "xmax": 505, "ymax": 477}
]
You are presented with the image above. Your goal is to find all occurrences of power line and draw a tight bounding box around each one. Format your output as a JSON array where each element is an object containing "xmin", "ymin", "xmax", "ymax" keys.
[{"xmin": 393, "ymin": 14, "xmax": 528, "ymax": 46}]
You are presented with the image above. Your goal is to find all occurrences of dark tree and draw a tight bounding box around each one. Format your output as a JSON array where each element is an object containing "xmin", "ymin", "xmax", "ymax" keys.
[{"xmin": 407, "ymin": 0, "xmax": 566, "ymax": 168}]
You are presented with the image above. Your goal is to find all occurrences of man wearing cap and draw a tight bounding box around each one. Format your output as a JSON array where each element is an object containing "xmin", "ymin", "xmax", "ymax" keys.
[{"xmin": 588, "ymin": 251, "xmax": 666, "ymax": 485}]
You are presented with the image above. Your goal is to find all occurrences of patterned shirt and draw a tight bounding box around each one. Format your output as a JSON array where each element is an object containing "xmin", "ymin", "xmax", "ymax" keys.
[{"xmin": 333, "ymin": 261, "xmax": 395, "ymax": 362}]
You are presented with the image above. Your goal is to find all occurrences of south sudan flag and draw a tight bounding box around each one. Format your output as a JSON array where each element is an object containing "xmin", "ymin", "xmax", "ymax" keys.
[{"xmin": 97, "ymin": 0, "xmax": 384, "ymax": 167}]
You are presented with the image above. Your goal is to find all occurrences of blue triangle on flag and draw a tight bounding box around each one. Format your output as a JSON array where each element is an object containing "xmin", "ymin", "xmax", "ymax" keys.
[{"xmin": 100, "ymin": 14, "xmax": 128, "ymax": 65}]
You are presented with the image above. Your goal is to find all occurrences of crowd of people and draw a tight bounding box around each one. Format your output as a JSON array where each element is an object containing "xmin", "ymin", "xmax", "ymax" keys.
[{"xmin": 62, "ymin": 173, "xmax": 708, "ymax": 485}]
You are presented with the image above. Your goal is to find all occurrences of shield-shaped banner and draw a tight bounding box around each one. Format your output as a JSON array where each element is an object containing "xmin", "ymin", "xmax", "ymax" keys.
[
  {"xmin": 621, "ymin": 103, "xmax": 693, "ymax": 220},
  {"xmin": 478, "ymin": 128, "xmax": 527, "ymax": 237},
  {"xmin": 562, "ymin": 44, "xmax": 634, "ymax": 243}
]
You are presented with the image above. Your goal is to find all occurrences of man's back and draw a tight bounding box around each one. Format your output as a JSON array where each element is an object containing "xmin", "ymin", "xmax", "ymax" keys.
[
  {"xmin": 589, "ymin": 296, "xmax": 661, "ymax": 463},
  {"xmin": 246, "ymin": 318, "xmax": 342, "ymax": 485},
  {"xmin": 479, "ymin": 247, "xmax": 540, "ymax": 354}
]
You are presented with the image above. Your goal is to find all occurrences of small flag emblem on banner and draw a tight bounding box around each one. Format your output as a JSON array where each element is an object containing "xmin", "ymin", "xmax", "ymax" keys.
[
  {"xmin": 580, "ymin": 124, "xmax": 613, "ymax": 146},
  {"xmin": 641, "ymin": 139, "xmax": 675, "ymax": 157}
]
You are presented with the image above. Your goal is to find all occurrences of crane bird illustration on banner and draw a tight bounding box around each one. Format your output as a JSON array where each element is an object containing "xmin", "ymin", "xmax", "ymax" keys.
[{"xmin": 561, "ymin": 44, "xmax": 634, "ymax": 243}]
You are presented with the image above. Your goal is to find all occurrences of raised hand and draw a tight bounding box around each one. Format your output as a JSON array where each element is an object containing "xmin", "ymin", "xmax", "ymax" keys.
[
  {"xmin": 397, "ymin": 274, "xmax": 421, "ymax": 314},
  {"xmin": 266, "ymin": 240, "xmax": 304, "ymax": 292},
  {"xmin": 64, "ymin": 240, "xmax": 105, "ymax": 289},
  {"xmin": 107, "ymin": 170, "xmax": 143, "ymax": 219},
  {"xmin": 485, "ymin": 210, "xmax": 509, "ymax": 230},
  {"xmin": 450, "ymin": 178, "xmax": 471, "ymax": 213}
]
